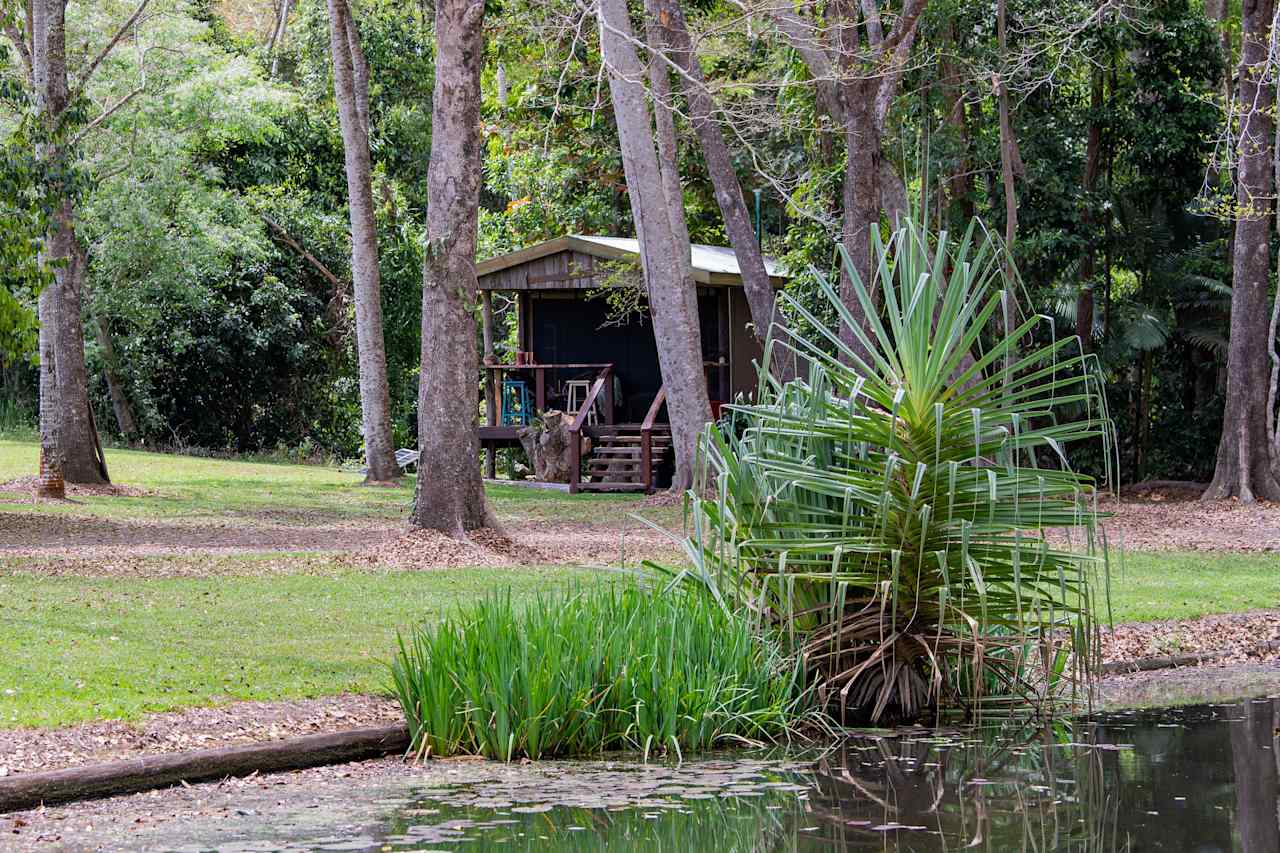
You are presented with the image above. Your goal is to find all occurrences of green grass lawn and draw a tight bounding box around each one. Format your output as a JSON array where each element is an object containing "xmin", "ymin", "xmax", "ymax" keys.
[
  {"xmin": 0, "ymin": 565, "xmax": 596, "ymax": 727},
  {"xmin": 1107, "ymin": 551, "xmax": 1280, "ymax": 622},
  {"xmin": 0, "ymin": 438, "xmax": 672, "ymax": 527},
  {"xmin": 2, "ymin": 439, "xmax": 1279, "ymax": 729}
]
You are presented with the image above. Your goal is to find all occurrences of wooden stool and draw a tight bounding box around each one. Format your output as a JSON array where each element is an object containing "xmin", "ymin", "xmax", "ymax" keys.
[{"xmin": 565, "ymin": 380, "xmax": 599, "ymax": 425}]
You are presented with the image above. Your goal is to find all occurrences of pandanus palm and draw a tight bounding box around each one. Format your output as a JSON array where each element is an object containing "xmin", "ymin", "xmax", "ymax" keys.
[{"xmin": 670, "ymin": 219, "xmax": 1113, "ymax": 724}]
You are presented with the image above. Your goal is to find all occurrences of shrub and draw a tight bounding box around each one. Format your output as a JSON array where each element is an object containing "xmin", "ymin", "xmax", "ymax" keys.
[
  {"xmin": 664, "ymin": 220, "xmax": 1112, "ymax": 724},
  {"xmin": 389, "ymin": 584, "xmax": 809, "ymax": 760}
]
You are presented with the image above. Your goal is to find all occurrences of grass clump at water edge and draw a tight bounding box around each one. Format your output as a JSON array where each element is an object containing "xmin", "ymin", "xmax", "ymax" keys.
[{"xmin": 389, "ymin": 584, "xmax": 810, "ymax": 760}]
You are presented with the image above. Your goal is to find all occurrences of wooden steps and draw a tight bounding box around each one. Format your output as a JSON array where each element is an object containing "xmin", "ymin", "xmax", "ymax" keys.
[{"xmin": 577, "ymin": 426, "xmax": 670, "ymax": 493}]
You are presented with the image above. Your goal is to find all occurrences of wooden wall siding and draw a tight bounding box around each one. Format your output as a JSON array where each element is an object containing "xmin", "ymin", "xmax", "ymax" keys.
[
  {"xmin": 729, "ymin": 288, "xmax": 764, "ymax": 400},
  {"xmin": 478, "ymin": 250, "xmax": 605, "ymax": 291}
]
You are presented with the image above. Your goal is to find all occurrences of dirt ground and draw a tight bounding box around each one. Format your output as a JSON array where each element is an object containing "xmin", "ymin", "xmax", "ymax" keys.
[{"xmin": 0, "ymin": 512, "xmax": 679, "ymax": 572}]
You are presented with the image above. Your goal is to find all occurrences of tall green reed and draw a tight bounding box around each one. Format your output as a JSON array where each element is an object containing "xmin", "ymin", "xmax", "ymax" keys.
[{"xmin": 389, "ymin": 584, "xmax": 810, "ymax": 760}]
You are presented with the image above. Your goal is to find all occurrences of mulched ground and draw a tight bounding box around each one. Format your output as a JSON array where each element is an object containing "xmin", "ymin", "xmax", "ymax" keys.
[
  {"xmin": 1101, "ymin": 609, "xmax": 1280, "ymax": 663},
  {"xmin": 1096, "ymin": 495, "xmax": 1280, "ymax": 552},
  {"xmin": 0, "ymin": 476, "xmax": 154, "ymax": 498},
  {"xmin": 0, "ymin": 695, "xmax": 402, "ymax": 777}
]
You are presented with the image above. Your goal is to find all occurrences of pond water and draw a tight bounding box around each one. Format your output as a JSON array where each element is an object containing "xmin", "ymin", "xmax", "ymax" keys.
[{"xmin": 98, "ymin": 697, "xmax": 1280, "ymax": 852}]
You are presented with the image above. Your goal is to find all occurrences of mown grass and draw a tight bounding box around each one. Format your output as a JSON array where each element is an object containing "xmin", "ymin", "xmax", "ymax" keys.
[
  {"xmin": 1105, "ymin": 551, "xmax": 1280, "ymax": 622},
  {"xmin": 0, "ymin": 438, "xmax": 675, "ymax": 527},
  {"xmin": 0, "ymin": 550, "xmax": 1274, "ymax": 729},
  {"xmin": 0, "ymin": 565, "xmax": 592, "ymax": 728}
]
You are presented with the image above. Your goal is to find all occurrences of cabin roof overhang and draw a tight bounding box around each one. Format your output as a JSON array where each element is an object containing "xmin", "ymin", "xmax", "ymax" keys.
[{"xmin": 476, "ymin": 235, "xmax": 790, "ymax": 291}]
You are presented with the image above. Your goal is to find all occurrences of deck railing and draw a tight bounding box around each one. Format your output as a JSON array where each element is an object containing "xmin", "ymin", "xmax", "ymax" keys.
[
  {"xmin": 640, "ymin": 385, "xmax": 667, "ymax": 494},
  {"xmin": 567, "ymin": 366, "xmax": 612, "ymax": 495}
]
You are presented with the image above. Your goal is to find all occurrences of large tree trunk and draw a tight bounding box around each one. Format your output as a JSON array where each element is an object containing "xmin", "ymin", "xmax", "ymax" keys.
[
  {"xmin": 837, "ymin": 74, "xmax": 881, "ymax": 364},
  {"xmin": 598, "ymin": 0, "xmax": 710, "ymax": 492},
  {"xmin": 647, "ymin": 0, "xmax": 797, "ymax": 381},
  {"xmin": 32, "ymin": 0, "xmax": 107, "ymax": 489},
  {"xmin": 411, "ymin": 0, "xmax": 495, "ymax": 535},
  {"xmin": 1205, "ymin": 0, "xmax": 1280, "ymax": 502},
  {"xmin": 327, "ymin": 0, "xmax": 398, "ymax": 484}
]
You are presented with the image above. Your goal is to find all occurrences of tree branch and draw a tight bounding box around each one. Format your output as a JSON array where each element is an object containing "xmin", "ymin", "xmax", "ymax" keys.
[
  {"xmin": 70, "ymin": 0, "xmax": 152, "ymax": 102},
  {"xmin": 3, "ymin": 23, "xmax": 32, "ymax": 84},
  {"xmin": 262, "ymin": 215, "xmax": 346, "ymax": 295},
  {"xmin": 873, "ymin": 0, "xmax": 928, "ymax": 128},
  {"xmin": 64, "ymin": 85, "xmax": 143, "ymax": 150}
]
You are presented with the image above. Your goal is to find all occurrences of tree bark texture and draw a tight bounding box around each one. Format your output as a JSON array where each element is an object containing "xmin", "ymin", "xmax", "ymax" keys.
[
  {"xmin": 32, "ymin": 0, "xmax": 108, "ymax": 488},
  {"xmin": 838, "ymin": 74, "xmax": 881, "ymax": 363},
  {"xmin": 1205, "ymin": 0, "xmax": 1280, "ymax": 502},
  {"xmin": 1076, "ymin": 63, "xmax": 1103, "ymax": 351},
  {"xmin": 598, "ymin": 0, "xmax": 710, "ymax": 491},
  {"xmin": 994, "ymin": 0, "xmax": 1023, "ymax": 320},
  {"xmin": 764, "ymin": 0, "xmax": 927, "ymax": 365},
  {"xmin": 517, "ymin": 411, "xmax": 579, "ymax": 484},
  {"xmin": 645, "ymin": 0, "xmax": 797, "ymax": 381},
  {"xmin": 411, "ymin": 0, "xmax": 495, "ymax": 534},
  {"xmin": 327, "ymin": 0, "xmax": 398, "ymax": 483},
  {"xmin": 643, "ymin": 18, "xmax": 691, "ymax": 278}
]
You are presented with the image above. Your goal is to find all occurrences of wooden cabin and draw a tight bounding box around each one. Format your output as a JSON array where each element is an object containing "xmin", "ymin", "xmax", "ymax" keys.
[{"xmin": 476, "ymin": 235, "xmax": 789, "ymax": 493}]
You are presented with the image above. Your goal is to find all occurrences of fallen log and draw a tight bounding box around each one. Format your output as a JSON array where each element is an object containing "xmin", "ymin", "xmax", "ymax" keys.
[
  {"xmin": 0, "ymin": 724, "xmax": 410, "ymax": 814},
  {"xmin": 1100, "ymin": 640, "xmax": 1280, "ymax": 675}
]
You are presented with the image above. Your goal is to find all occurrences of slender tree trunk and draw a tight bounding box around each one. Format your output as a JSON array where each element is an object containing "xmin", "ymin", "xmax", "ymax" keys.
[
  {"xmin": 327, "ymin": 0, "xmax": 398, "ymax": 483},
  {"xmin": 1205, "ymin": 0, "xmax": 1280, "ymax": 502},
  {"xmin": 644, "ymin": 19, "xmax": 691, "ymax": 275},
  {"xmin": 268, "ymin": 0, "xmax": 291, "ymax": 78},
  {"xmin": 994, "ymin": 0, "xmax": 1022, "ymax": 316},
  {"xmin": 92, "ymin": 312, "xmax": 138, "ymax": 441},
  {"xmin": 411, "ymin": 0, "xmax": 495, "ymax": 535},
  {"xmin": 33, "ymin": 0, "xmax": 107, "ymax": 488},
  {"xmin": 598, "ymin": 0, "xmax": 710, "ymax": 491},
  {"xmin": 1077, "ymin": 63, "xmax": 1103, "ymax": 351},
  {"xmin": 647, "ymin": 0, "xmax": 796, "ymax": 380},
  {"xmin": 939, "ymin": 24, "xmax": 974, "ymax": 225}
]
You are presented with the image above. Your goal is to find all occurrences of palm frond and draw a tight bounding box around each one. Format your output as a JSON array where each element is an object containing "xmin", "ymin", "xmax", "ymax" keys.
[{"xmin": 666, "ymin": 217, "xmax": 1114, "ymax": 725}]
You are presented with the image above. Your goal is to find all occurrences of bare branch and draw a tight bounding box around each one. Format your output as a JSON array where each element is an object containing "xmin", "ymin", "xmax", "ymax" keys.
[
  {"xmin": 3, "ymin": 22, "xmax": 32, "ymax": 83},
  {"xmin": 70, "ymin": 0, "xmax": 152, "ymax": 101},
  {"xmin": 64, "ymin": 84, "xmax": 143, "ymax": 150}
]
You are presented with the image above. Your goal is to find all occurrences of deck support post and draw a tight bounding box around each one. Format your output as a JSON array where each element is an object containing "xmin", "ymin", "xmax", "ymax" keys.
[
  {"xmin": 482, "ymin": 291, "xmax": 496, "ymax": 478},
  {"xmin": 569, "ymin": 427, "xmax": 581, "ymax": 494}
]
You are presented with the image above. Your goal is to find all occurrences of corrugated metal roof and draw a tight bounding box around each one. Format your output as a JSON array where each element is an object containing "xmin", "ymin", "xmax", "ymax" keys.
[
  {"xmin": 569, "ymin": 235, "xmax": 789, "ymax": 279},
  {"xmin": 475, "ymin": 234, "xmax": 790, "ymax": 286}
]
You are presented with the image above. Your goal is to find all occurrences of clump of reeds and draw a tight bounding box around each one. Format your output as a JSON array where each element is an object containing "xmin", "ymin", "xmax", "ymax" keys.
[{"xmin": 389, "ymin": 584, "xmax": 809, "ymax": 760}]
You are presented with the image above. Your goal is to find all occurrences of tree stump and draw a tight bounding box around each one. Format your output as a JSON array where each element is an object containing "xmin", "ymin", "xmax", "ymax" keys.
[{"xmin": 518, "ymin": 411, "xmax": 586, "ymax": 484}]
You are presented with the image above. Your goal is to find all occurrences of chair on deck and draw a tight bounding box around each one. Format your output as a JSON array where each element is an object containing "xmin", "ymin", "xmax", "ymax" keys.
[{"xmin": 500, "ymin": 379, "xmax": 534, "ymax": 425}]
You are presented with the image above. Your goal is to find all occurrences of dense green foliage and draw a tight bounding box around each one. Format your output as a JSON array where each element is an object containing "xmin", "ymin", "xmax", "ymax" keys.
[
  {"xmin": 0, "ymin": 0, "xmax": 1248, "ymax": 483},
  {"xmin": 666, "ymin": 223, "xmax": 1109, "ymax": 723},
  {"xmin": 390, "ymin": 585, "xmax": 808, "ymax": 759}
]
